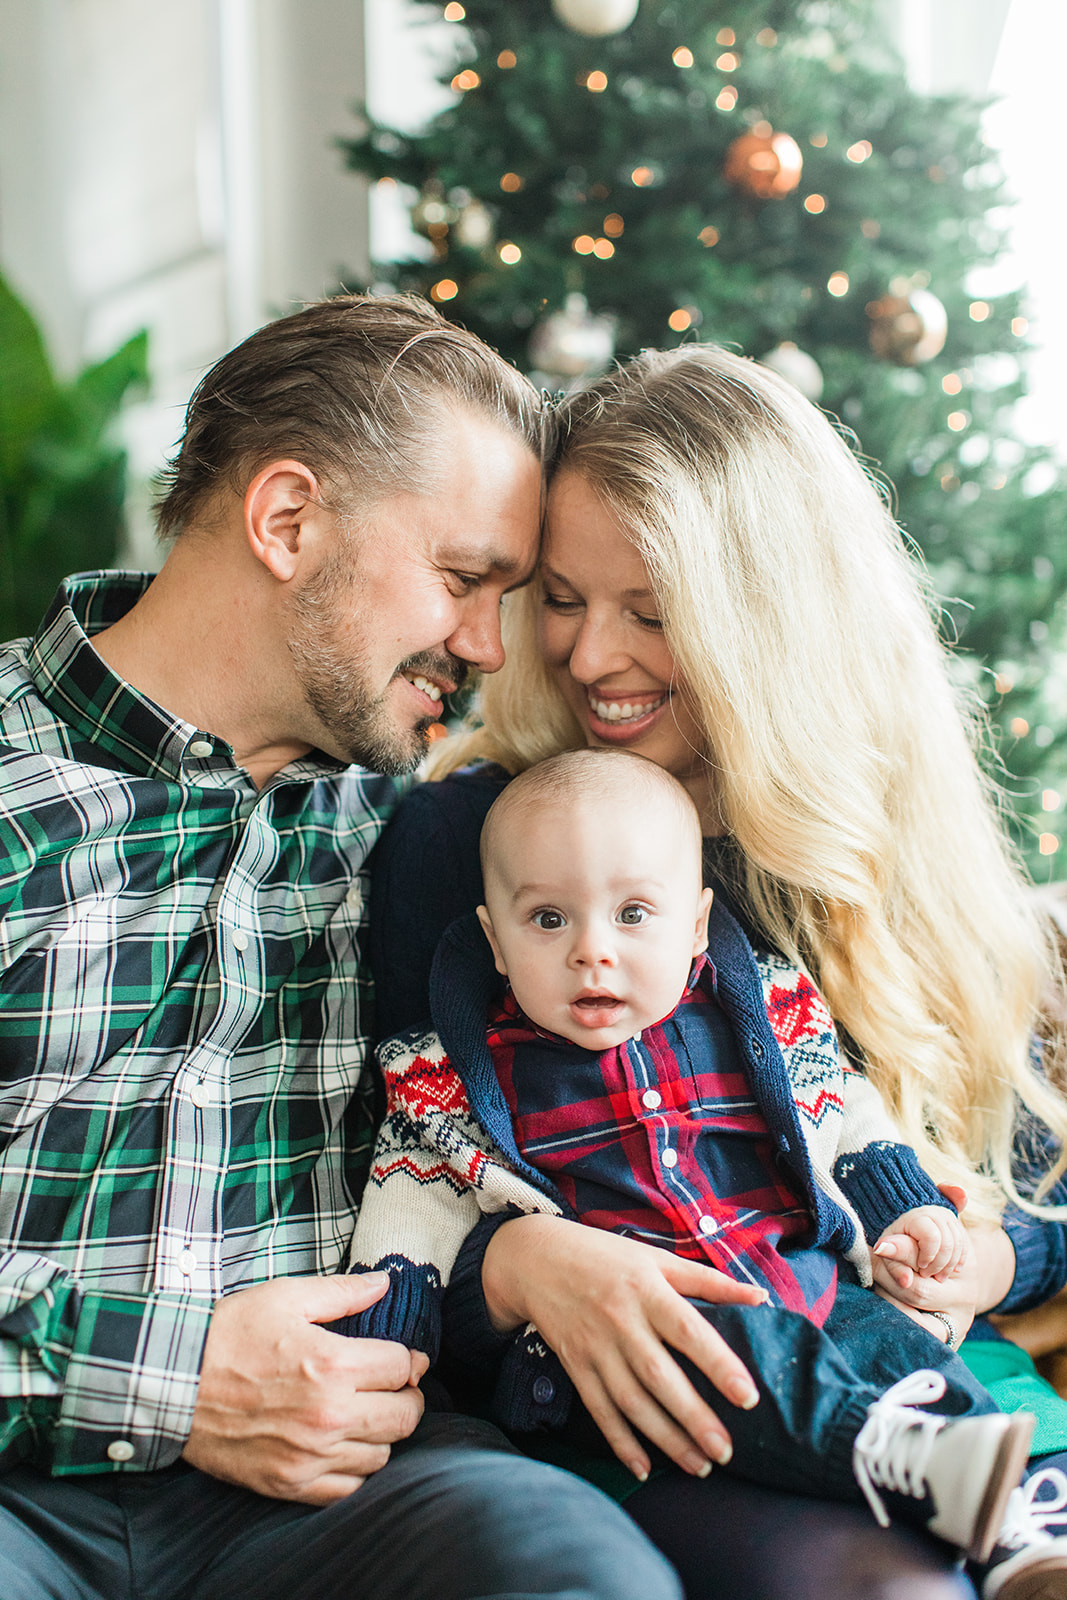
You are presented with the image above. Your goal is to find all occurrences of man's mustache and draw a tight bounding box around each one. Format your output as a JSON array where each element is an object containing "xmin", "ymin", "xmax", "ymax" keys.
[{"xmin": 396, "ymin": 650, "xmax": 469, "ymax": 699}]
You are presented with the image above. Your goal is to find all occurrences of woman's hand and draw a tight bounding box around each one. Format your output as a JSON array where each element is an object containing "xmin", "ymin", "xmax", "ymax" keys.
[
  {"xmin": 870, "ymin": 1212, "xmax": 1017, "ymax": 1345},
  {"xmin": 482, "ymin": 1213, "xmax": 765, "ymax": 1482}
]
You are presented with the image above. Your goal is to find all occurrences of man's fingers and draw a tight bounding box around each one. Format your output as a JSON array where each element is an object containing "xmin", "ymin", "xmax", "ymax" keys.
[{"xmin": 303, "ymin": 1270, "xmax": 392, "ymax": 1322}]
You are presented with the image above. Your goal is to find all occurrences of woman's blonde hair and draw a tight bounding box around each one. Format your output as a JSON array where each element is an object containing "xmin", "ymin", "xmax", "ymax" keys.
[{"xmin": 438, "ymin": 344, "xmax": 1067, "ymax": 1221}]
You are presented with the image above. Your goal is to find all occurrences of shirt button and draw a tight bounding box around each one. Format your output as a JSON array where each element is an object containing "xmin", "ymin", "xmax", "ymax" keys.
[
  {"xmin": 750, "ymin": 1038, "xmax": 764, "ymax": 1058},
  {"xmin": 532, "ymin": 1376, "xmax": 556, "ymax": 1405},
  {"xmin": 188, "ymin": 739, "xmax": 213, "ymax": 758},
  {"xmin": 641, "ymin": 1089, "xmax": 662, "ymax": 1110},
  {"xmin": 189, "ymin": 1081, "xmax": 211, "ymax": 1109},
  {"xmin": 698, "ymin": 1215, "xmax": 717, "ymax": 1236},
  {"xmin": 231, "ymin": 930, "xmax": 249, "ymax": 951},
  {"xmin": 107, "ymin": 1440, "xmax": 135, "ymax": 1462},
  {"xmin": 178, "ymin": 1250, "xmax": 198, "ymax": 1277},
  {"xmin": 661, "ymin": 1148, "xmax": 678, "ymax": 1169}
]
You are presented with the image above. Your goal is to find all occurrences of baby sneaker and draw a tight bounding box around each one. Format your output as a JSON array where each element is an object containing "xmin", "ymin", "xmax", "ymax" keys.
[
  {"xmin": 853, "ymin": 1369, "xmax": 1035, "ymax": 1561},
  {"xmin": 980, "ymin": 1467, "xmax": 1067, "ymax": 1599}
]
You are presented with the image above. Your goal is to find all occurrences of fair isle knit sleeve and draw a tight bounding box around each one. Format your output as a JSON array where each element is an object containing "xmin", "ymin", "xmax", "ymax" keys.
[
  {"xmin": 831, "ymin": 1065, "xmax": 954, "ymax": 1245},
  {"xmin": 336, "ymin": 1029, "xmax": 560, "ymax": 1361}
]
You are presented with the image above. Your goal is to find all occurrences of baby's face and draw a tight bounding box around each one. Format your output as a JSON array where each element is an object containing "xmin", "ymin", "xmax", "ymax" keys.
[{"xmin": 478, "ymin": 792, "xmax": 712, "ymax": 1051}]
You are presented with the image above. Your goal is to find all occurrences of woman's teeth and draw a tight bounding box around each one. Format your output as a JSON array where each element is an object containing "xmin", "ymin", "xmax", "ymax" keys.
[
  {"xmin": 591, "ymin": 695, "xmax": 666, "ymax": 724},
  {"xmin": 408, "ymin": 674, "xmax": 443, "ymax": 702}
]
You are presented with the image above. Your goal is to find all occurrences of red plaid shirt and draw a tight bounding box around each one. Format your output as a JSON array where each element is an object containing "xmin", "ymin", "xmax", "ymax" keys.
[{"xmin": 488, "ymin": 957, "xmax": 838, "ymax": 1325}]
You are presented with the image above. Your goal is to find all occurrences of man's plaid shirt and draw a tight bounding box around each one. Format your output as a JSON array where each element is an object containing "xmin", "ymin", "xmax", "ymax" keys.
[{"xmin": 0, "ymin": 572, "xmax": 403, "ymax": 1476}]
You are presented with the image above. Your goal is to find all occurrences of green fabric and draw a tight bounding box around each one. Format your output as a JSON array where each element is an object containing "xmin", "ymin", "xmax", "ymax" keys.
[{"xmin": 960, "ymin": 1336, "xmax": 1067, "ymax": 1456}]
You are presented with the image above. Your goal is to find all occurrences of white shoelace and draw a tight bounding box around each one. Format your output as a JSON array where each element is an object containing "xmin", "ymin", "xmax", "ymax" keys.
[
  {"xmin": 997, "ymin": 1468, "xmax": 1067, "ymax": 1551},
  {"xmin": 854, "ymin": 1370, "xmax": 949, "ymax": 1528}
]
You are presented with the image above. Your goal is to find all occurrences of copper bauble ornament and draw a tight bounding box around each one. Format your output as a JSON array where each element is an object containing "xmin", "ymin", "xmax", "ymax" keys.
[
  {"xmin": 866, "ymin": 288, "xmax": 947, "ymax": 365},
  {"xmin": 723, "ymin": 129, "xmax": 803, "ymax": 199},
  {"xmin": 410, "ymin": 181, "xmax": 458, "ymax": 241}
]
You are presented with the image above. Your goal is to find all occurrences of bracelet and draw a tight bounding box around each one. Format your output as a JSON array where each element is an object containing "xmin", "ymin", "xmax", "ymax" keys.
[{"xmin": 925, "ymin": 1310, "xmax": 961, "ymax": 1351}]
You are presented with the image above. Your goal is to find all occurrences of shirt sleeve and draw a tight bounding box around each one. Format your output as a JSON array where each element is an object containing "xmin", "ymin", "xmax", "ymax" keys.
[{"xmin": 0, "ymin": 1250, "xmax": 212, "ymax": 1474}]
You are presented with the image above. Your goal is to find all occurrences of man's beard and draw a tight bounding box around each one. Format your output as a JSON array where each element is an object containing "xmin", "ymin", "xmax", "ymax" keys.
[{"xmin": 286, "ymin": 557, "xmax": 465, "ymax": 776}]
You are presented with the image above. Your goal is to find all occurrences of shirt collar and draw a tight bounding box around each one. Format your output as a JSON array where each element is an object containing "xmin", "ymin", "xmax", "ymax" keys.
[{"xmin": 26, "ymin": 570, "xmax": 345, "ymax": 785}]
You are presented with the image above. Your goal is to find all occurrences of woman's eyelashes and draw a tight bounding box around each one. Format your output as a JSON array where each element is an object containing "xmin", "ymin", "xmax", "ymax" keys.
[{"xmin": 541, "ymin": 589, "xmax": 664, "ymax": 631}]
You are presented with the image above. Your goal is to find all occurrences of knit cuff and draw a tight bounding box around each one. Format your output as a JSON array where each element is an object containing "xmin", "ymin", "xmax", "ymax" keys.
[
  {"xmin": 326, "ymin": 1257, "xmax": 443, "ymax": 1361},
  {"xmin": 832, "ymin": 1141, "xmax": 953, "ymax": 1243},
  {"xmin": 440, "ymin": 1210, "xmax": 523, "ymax": 1377},
  {"xmin": 993, "ymin": 1206, "xmax": 1063, "ymax": 1313}
]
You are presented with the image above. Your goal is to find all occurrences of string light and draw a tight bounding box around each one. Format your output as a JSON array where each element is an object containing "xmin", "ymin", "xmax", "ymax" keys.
[
  {"xmin": 430, "ymin": 279, "xmax": 459, "ymax": 301},
  {"xmin": 756, "ymin": 27, "xmax": 777, "ymax": 45},
  {"xmin": 716, "ymin": 52, "xmax": 738, "ymax": 69},
  {"xmin": 940, "ymin": 472, "xmax": 960, "ymax": 491},
  {"xmin": 668, "ymin": 308, "xmax": 693, "ymax": 331},
  {"xmin": 631, "ymin": 166, "xmax": 654, "ymax": 186},
  {"xmin": 947, "ymin": 411, "xmax": 968, "ymax": 431},
  {"xmin": 498, "ymin": 242, "xmax": 522, "ymax": 264},
  {"xmin": 716, "ymin": 27, "xmax": 735, "ymax": 44},
  {"xmin": 1012, "ymin": 316, "xmax": 1028, "ymax": 336},
  {"xmin": 603, "ymin": 213, "xmax": 625, "ymax": 235},
  {"xmin": 500, "ymin": 172, "xmax": 523, "ymax": 192},
  {"xmin": 572, "ymin": 235, "xmax": 596, "ymax": 254},
  {"xmin": 827, "ymin": 271, "xmax": 849, "ymax": 296},
  {"xmin": 451, "ymin": 69, "xmax": 480, "ymax": 91},
  {"xmin": 698, "ymin": 225, "xmax": 720, "ymax": 247},
  {"xmin": 672, "ymin": 46, "xmax": 694, "ymax": 67},
  {"xmin": 1040, "ymin": 834, "xmax": 1060, "ymax": 855},
  {"xmin": 942, "ymin": 374, "xmax": 963, "ymax": 395},
  {"xmin": 443, "ymin": 2, "xmax": 465, "ymax": 17},
  {"xmin": 860, "ymin": 219, "xmax": 880, "ymax": 238},
  {"xmin": 810, "ymin": 133, "xmax": 828, "ymax": 148},
  {"xmin": 969, "ymin": 301, "xmax": 991, "ymax": 321},
  {"xmin": 715, "ymin": 86, "xmax": 738, "ymax": 110},
  {"xmin": 592, "ymin": 238, "xmax": 614, "ymax": 258},
  {"xmin": 804, "ymin": 194, "xmax": 826, "ymax": 213},
  {"xmin": 994, "ymin": 672, "xmax": 1014, "ymax": 694},
  {"xmin": 846, "ymin": 140, "xmax": 872, "ymax": 163},
  {"xmin": 377, "ymin": 176, "xmax": 397, "ymax": 189},
  {"xmin": 1043, "ymin": 790, "xmax": 1062, "ymax": 812},
  {"xmin": 581, "ymin": 70, "xmax": 608, "ymax": 91},
  {"xmin": 1011, "ymin": 717, "xmax": 1030, "ymax": 737}
]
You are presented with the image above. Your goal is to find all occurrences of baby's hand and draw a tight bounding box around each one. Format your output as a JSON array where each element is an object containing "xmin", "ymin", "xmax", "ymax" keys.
[{"xmin": 873, "ymin": 1198, "xmax": 968, "ymax": 1285}]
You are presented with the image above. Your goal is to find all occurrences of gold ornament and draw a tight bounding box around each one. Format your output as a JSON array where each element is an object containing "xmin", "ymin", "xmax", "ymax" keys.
[
  {"xmin": 529, "ymin": 293, "xmax": 616, "ymax": 382},
  {"xmin": 866, "ymin": 287, "xmax": 948, "ymax": 365},
  {"xmin": 550, "ymin": 0, "xmax": 639, "ymax": 36},
  {"xmin": 760, "ymin": 342, "xmax": 823, "ymax": 401},
  {"xmin": 723, "ymin": 128, "xmax": 802, "ymax": 199}
]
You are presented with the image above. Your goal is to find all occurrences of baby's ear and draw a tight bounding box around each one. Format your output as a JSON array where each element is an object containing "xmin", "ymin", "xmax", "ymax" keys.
[
  {"xmin": 476, "ymin": 904, "xmax": 509, "ymax": 977},
  {"xmin": 692, "ymin": 886, "xmax": 714, "ymax": 956}
]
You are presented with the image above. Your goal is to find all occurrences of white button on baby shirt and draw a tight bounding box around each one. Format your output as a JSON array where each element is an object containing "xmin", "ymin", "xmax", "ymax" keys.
[
  {"xmin": 661, "ymin": 1149, "xmax": 678, "ymax": 1169},
  {"xmin": 641, "ymin": 1089, "xmax": 662, "ymax": 1109}
]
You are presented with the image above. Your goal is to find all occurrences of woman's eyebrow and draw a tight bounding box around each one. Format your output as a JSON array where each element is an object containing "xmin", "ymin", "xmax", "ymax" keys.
[{"xmin": 541, "ymin": 564, "xmax": 654, "ymax": 602}]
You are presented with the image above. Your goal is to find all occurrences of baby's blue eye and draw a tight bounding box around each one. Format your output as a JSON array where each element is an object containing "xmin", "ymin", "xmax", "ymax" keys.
[
  {"xmin": 618, "ymin": 905, "xmax": 647, "ymax": 926},
  {"xmin": 532, "ymin": 909, "xmax": 566, "ymax": 930}
]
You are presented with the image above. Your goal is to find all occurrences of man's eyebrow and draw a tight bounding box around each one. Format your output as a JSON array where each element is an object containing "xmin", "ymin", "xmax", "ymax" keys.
[{"xmin": 440, "ymin": 545, "xmax": 528, "ymax": 578}]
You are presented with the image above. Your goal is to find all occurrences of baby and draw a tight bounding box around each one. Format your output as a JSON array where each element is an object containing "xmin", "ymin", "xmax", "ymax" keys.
[{"xmin": 346, "ymin": 748, "xmax": 1067, "ymax": 1599}]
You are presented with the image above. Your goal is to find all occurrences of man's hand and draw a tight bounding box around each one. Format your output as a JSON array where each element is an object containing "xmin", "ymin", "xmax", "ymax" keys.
[
  {"xmin": 182, "ymin": 1273, "xmax": 426, "ymax": 1504},
  {"xmin": 482, "ymin": 1215, "xmax": 765, "ymax": 1484},
  {"xmin": 873, "ymin": 1199, "xmax": 969, "ymax": 1285}
]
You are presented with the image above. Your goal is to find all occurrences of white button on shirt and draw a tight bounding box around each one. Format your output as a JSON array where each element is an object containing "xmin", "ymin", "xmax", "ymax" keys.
[
  {"xmin": 698, "ymin": 1215, "xmax": 717, "ymax": 1236},
  {"xmin": 231, "ymin": 930, "xmax": 248, "ymax": 951},
  {"xmin": 178, "ymin": 1250, "xmax": 198, "ymax": 1277},
  {"xmin": 346, "ymin": 882, "xmax": 364, "ymax": 911},
  {"xmin": 661, "ymin": 1148, "xmax": 678, "ymax": 1168},
  {"xmin": 641, "ymin": 1089, "xmax": 662, "ymax": 1109},
  {"xmin": 107, "ymin": 1440, "xmax": 135, "ymax": 1462},
  {"xmin": 189, "ymin": 1081, "xmax": 211, "ymax": 1109},
  {"xmin": 188, "ymin": 739, "xmax": 213, "ymax": 758}
]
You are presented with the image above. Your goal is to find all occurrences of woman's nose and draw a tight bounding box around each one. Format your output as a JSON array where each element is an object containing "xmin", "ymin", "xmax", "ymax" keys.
[{"xmin": 567, "ymin": 614, "xmax": 630, "ymax": 684}]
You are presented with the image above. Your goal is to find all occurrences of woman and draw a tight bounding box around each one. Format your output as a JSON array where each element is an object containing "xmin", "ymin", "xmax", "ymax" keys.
[{"xmin": 369, "ymin": 346, "xmax": 1067, "ymax": 1597}]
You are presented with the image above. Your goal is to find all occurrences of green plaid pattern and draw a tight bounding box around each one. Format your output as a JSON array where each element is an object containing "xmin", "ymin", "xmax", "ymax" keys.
[{"xmin": 0, "ymin": 572, "xmax": 405, "ymax": 1474}]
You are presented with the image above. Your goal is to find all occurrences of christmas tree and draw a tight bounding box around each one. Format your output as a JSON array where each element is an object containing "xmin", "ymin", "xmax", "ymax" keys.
[{"xmin": 341, "ymin": 0, "xmax": 1067, "ymax": 877}]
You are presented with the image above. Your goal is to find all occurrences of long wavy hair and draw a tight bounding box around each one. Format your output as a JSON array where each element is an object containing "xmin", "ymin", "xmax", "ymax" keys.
[{"xmin": 436, "ymin": 344, "xmax": 1067, "ymax": 1221}]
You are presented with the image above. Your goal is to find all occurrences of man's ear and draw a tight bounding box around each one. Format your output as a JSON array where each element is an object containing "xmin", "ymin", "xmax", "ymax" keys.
[
  {"xmin": 692, "ymin": 886, "xmax": 714, "ymax": 957},
  {"xmin": 243, "ymin": 460, "xmax": 328, "ymax": 582},
  {"xmin": 476, "ymin": 904, "xmax": 509, "ymax": 977}
]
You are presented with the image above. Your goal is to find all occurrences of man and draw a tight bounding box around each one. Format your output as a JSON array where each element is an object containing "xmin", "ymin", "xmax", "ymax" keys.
[{"xmin": 0, "ymin": 295, "xmax": 680, "ymax": 1600}]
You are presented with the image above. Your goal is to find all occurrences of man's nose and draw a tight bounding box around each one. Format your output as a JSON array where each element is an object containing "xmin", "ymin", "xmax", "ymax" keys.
[{"xmin": 447, "ymin": 595, "xmax": 506, "ymax": 675}]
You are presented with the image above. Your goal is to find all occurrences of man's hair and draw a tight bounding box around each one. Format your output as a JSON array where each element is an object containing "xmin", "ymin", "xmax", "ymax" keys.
[
  {"xmin": 155, "ymin": 292, "xmax": 545, "ymax": 536},
  {"xmin": 480, "ymin": 748, "xmax": 702, "ymax": 883}
]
